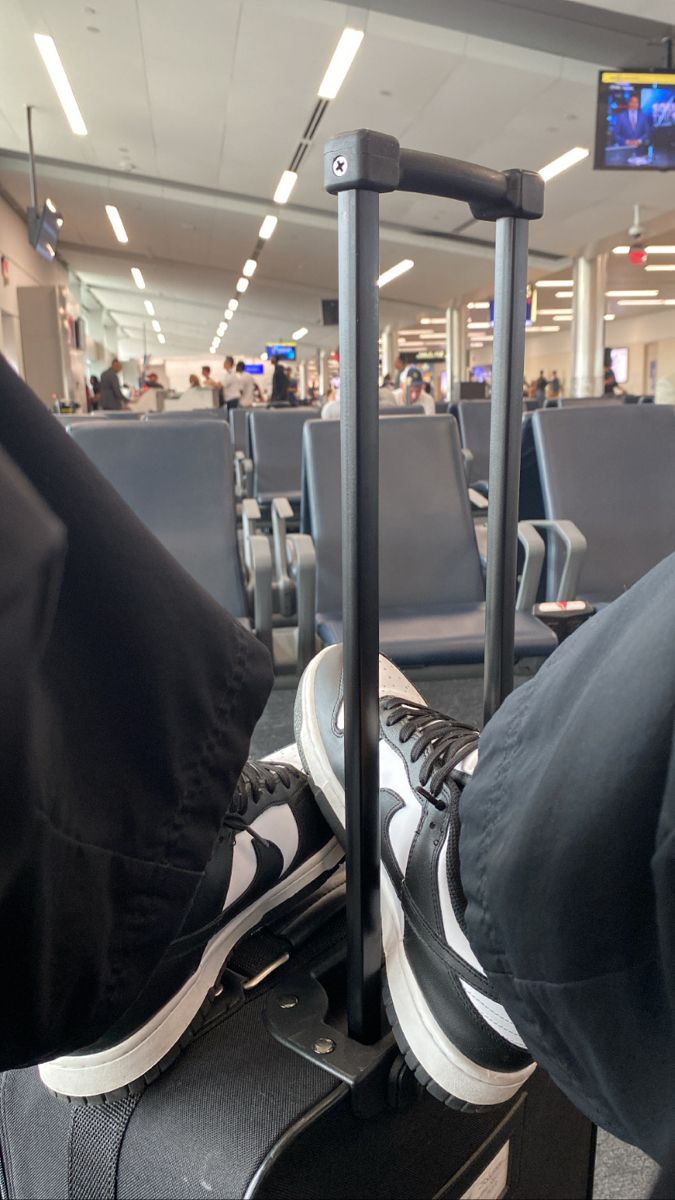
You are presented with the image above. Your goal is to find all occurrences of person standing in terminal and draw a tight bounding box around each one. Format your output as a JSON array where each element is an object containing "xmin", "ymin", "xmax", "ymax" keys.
[
  {"xmin": 547, "ymin": 369, "xmax": 562, "ymax": 402},
  {"xmin": 534, "ymin": 369, "xmax": 548, "ymax": 404},
  {"xmin": 99, "ymin": 358, "xmax": 128, "ymax": 410},
  {"xmin": 221, "ymin": 355, "xmax": 240, "ymax": 411},
  {"xmin": 236, "ymin": 361, "xmax": 255, "ymax": 407},
  {"xmin": 271, "ymin": 354, "xmax": 289, "ymax": 405}
]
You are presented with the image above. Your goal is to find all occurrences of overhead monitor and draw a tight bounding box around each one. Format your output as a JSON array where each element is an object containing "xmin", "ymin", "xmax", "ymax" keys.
[
  {"xmin": 489, "ymin": 285, "xmax": 536, "ymax": 327},
  {"xmin": 27, "ymin": 203, "xmax": 61, "ymax": 262},
  {"xmin": 594, "ymin": 71, "xmax": 675, "ymax": 170},
  {"xmin": 321, "ymin": 299, "xmax": 339, "ymax": 326},
  {"xmin": 244, "ymin": 363, "xmax": 264, "ymax": 374},
  {"xmin": 266, "ymin": 343, "xmax": 297, "ymax": 361}
]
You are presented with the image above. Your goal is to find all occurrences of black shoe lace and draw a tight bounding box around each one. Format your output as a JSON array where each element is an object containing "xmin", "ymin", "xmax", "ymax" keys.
[
  {"xmin": 225, "ymin": 758, "xmax": 299, "ymax": 825},
  {"xmin": 381, "ymin": 699, "xmax": 479, "ymax": 807}
]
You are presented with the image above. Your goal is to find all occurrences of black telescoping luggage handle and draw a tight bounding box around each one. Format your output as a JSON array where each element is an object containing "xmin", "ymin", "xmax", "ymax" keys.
[{"xmin": 325, "ymin": 129, "xmax": 544, "ymax": 1046}]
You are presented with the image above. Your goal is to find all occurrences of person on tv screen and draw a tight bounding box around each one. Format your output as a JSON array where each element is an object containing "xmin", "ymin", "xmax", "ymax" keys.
[{"xmin": 614, "ymin": 93, "xmax": 651, "ymax": 148}]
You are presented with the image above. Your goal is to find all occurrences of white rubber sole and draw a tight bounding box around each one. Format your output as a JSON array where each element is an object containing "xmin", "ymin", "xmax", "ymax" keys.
[
  {"xmin": 295, "ymin": 651, "xmax": 347, "ymax": 843},
  {"xmin": 381, "ymin": 870, "xmax": 535, "ymax": 1108},
  {"xmin": 39, "ymin": 839, "xmax": 344, "ymax": 1099}
]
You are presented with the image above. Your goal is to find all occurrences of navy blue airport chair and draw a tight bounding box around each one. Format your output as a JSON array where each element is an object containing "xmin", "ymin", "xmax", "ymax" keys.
[
  {"xmin": 533, "ymin": 404, "xmax": 675, "ymax": 605},
  {"xmin": 68, "ymin": 419, "xmax": 272, "ymax": 649},
  {"xmin": 298, "ymin": 415, "xmax": 556, "ymax": 669},
  {"xmin": 248, "ymin": 408, "xmax": 316, "ymax": 512}
]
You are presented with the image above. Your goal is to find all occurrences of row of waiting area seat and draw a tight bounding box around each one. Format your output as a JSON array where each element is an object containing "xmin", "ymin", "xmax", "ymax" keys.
[{"xmin": 56, "ymin": 400, "xmax": 675, "ymax": 680}]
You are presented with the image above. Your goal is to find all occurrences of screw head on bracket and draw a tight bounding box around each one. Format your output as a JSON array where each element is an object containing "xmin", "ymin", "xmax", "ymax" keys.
[
  {"xmin": 313, "ymin": 1037, "xmax": 336, "ymax": 1055},
  {"xmin": 332, "ymin": 155, "xmax": 348, "ymax": 177}
]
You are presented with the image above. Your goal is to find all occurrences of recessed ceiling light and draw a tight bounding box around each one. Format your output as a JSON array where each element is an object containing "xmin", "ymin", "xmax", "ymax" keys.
[
  {"xmin": 467, "ymin": 321, "xmax": 491, "ymax": 329},
  {"xmin": 606, "ymin": 289, "xmax": 658, "ymax": 297},
  {"xmin": 604, "ymin": 313, "xmax": 616, "ymax": 321},
  {"xmin": 229, "ymin": 298, "xmax": 239, "ymax": 311},
  {"xmin": 217, "ymin": 322, "xmax": 227, "ymax": 336},
  {"xmin": 157, "ymin": 333, "xmax": 165, "ymax": 345},
  {"xmin": 224, "ymin": 308, "xmax": 233, "ymax": 320},
  {"xmin": 105, "ymin": 204, "xmax": 128, "ymax": 244},
  {"xmin": 260, "ymin": 351, "xmax": 269, "ymax": 362},
  {"xmin": 644, "ymin": 264, "xmax": 675, "ymax": 271},
  {"xmin": 645, "ymin": 245, "xmax": 675, "ymax": 254},
  {"xmin": 526, "ymin": 324, "xmax": 561, "ymax": 332},
  {"xmin": 377, "ymin": 258, "xmax": 414, "ymax": 288},
  {"xmin": 259, "ymin": 214, "xmax": 278, "ymax": 240},
  {"xmin": 292, "ymin": 327, "xmax": 308, "ymax": 340},
  {"xmin": 243, "ymin": 258, "xmax": 257, "ymax": 278},
  {"xmin": 236, "ymin": 277, "xmax": 249, "ymax": 293},
  {"xmin": 538, "ymin": 308, "xmax": 572, "ymax": 315},
  {"xmin": 151, "ymin": 319, "xmax": 161, "ymax": 333},
  {"xmin": 144, "ymin": 299, "xmax": 155, "ymax": 316},
  {"xmin": 536, "ymin": 279, "xmax": 574, "ymax": 288},
  {"xmin": 466, "ymin": 302, "xmax": 490, "ymax": 310},
  {"xmin": 317, "ymin": 27, "xmax": 364, "ymax": 100},
  {"xmin": 538, "ymin": 147, "xmax": 589, "ymax": 182},
  {"xmin": 554, "ymin": 314, "xmax": 573, "ymax": 321},
  {"xmin": 419, "ymin": 316, "xmax": 447, "ymax": 323},
  {"xmin": 273, "ymin": 170, "xmax": 298, "ymax": 205},
  {"xmin": 612, "ymin": 246, "xmax": 630, "ymax": 255},
  {"xmin": 33, "ymin": 34, "xmax": 87, "ymax": 136},
  {"xmin": 131, "ymin": 267, "xmax": 146, "ymax": 290},
  {"xmin": 555, "ymin": 291, "xmax": 573, "ymax": 298},
  {"xmin": 617, "ymin": 298, "xmax": 675, "ymax": 306}
]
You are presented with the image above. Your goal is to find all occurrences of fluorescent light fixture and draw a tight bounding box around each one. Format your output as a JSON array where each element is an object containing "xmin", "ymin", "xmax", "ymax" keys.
[
  {"xmin": 554, "ymin": 314, "xmax": 573, "ymax": 321},
  {"xmin": 377, "ymin": 258, "xmax": 414, "ymax": 288},
  {"xmin": 292, "ymin": 327, "xmax": 308, "ymax": 340},
  {"xmin": 45, "ymin": 197, "xmax": 56, "ymax": 212},
  {"xmin": 260, "ymin": 351, "xmax": 269, "ymax": 362},
  {"xmin": 259, "ymin": 214, "xmax": 278, "ymax": 240},
  {"xmin": 466, "ymin": 302, "xmax": 490, "ymax": 310},
  {"xmin": 467, "ymin": 322, "xmax": 491, "ymax": 330},
  {"xmin": 612, "ymin": 246, "xmax": 630, "ymax": 255},
  {"xmin": 555, "ymin": 291, "xmax": 573, "ymax": 299},
  {"xmin": 273, "ymin": 170, "xmax": 298, "ymax": 205},
  {"xmin": 318, "ymin": 27, "xmax": 364, "ymax": 100},
  {"xmin": 229, "ymin": 298, "xmax": 239, "ymax": 311},
  {"xmin": 224, "ymin": 309, "xmax": 233, "ymax": 320},
  {"xmin": 56, "ymin": 215, "xmax": 64, "ymax": 228},
  {"xmin": 131, "ymin": 267, "xmax": 146, "ymax": 290},
  {"xmin": 604, "ymin": 313, "xmax": 616, "ymax": 321},
  {"xmin": 217, "ymin": 322, "xmax": 228, "ymax": 336},
  {"xmin": 538, "ymin": 308, "xmax": 572, "ymax": 315},
  {"xmin": 471, "ymin": 342, "xmax": 485, "ymax": 348},
  {"xmin": 34, "ymin": 34, "xmax": 87, "ymax": 136},
  {"xmin": 243, "ymin": 258, "xmax": 257, "ymax": 278},
  {"xmin": 236, "ymin": 277, "xmax": 249, "ymax": 294},
  {"xmin": 420, "ymin": 316, "xmax": 448, "ymax": 323},
  {"xmin": 538, "ymin": 147, "xmax": 589, "ymax": 182},
  {"xmin": 606, "ymin": 289, "xmax": 658, "ymax": 297},
  {"xmin": 105, "ymin": 205, "xmax": 128, "ymax": 244},
  {"xmin": 144, "ymin": 300, "xmax": 155, "ymax": 316},
  {"xmin": 536, "ymin": 279, "xmax": 574, "ymax": 288},
  {"xmin": 157, "ymin": 333, "xmax": 166, "ymax": 345},
  {"xmin": 151, "ymin": 319, "xmax": 161, "ymax": 333},
  {"xmin": 526, "ymin": 324, "xmax": 560, "ymax": 332},
  {"xmin": 645, "ymin": 264, "xmax": 675, "ymax": 271},
  {"xmin": 645, "ymin": 245, "xmax": 675, "ymax": 254},
  {"xmin": 617, "ymin": 298, "xmax": 675, "ymax": 306}
]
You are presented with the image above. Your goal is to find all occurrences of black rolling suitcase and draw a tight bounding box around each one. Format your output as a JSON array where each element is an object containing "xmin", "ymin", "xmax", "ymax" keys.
[{"xmin": 0, "ymin": 132, "xmax": 595, "ymax": 1200}]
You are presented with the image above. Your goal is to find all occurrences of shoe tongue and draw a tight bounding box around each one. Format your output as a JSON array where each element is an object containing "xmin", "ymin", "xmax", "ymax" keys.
[{"xmin": 378, "ymin": 656, "xmax": 427, "ymax": 707}]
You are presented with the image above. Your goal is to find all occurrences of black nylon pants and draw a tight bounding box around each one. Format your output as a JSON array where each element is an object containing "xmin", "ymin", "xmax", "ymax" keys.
[
  {"xmin": 461, "ymin": 554, "xmax": 675, "ymax": 1163},
  {"xmin": 0, "ymin": 356, "xmax": 273, "ymax": 1067}
]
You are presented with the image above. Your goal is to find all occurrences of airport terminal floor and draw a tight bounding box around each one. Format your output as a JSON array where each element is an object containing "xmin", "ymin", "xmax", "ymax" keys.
[{"xmin": 2, "ymin": 0, "xmax": 675, "ymax": 1197}]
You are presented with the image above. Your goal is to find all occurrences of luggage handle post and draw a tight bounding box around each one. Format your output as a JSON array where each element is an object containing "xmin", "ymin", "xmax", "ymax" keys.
[{"xmin": 326, "ymin": 129, "xmax": 542, "ymax": 1046}]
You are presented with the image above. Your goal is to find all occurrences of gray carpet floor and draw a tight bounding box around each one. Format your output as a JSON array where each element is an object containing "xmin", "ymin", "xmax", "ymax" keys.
[{"xmin": 251, "ymin": 676, "xmax": 659, "ymax": 1199}]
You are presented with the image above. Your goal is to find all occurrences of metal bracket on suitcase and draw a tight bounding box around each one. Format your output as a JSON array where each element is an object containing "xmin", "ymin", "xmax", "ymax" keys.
[{"xmin": 264, "ymin": 971, "xmax": 403, "ymax": 1119}]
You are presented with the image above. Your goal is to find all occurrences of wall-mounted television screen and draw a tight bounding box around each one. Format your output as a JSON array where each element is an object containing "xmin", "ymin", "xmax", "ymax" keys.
[
  {"xmin": 594, "ymin": 70, "xmax": 675, "ymax": 170},
  {"xmin": 244, "ymin": 363, "xmax": 264, "ymax": 374},
  {"xmin": 266, "ymin": 343, "xmax": 297, "ymax": 361}
]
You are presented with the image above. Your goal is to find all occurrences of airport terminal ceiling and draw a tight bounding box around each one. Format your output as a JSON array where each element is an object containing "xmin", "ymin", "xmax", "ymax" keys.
[{"xmin": 1, "ymin": 0, "xmax": 674, "ymax": 356}]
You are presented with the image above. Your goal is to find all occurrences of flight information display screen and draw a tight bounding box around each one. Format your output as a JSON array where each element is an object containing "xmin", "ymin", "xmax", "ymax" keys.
[{"xmin": 595, "ymin": 71, "xmax": 675, "ymax": 170}]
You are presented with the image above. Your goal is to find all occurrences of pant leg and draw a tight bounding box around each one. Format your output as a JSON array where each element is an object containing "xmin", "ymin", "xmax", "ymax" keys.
[
  {"xmin": 460, "ymin": 553, "xmax": 675, "ymax": 1162},
  {"xmin": 0, "ymin": 356, "xmax": 273, "ymax": 1068}
]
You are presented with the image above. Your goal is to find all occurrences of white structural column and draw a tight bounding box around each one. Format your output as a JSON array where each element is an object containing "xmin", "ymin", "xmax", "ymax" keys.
[
  {"xmin": 445, "ymin": 306, "xmax": 465, "ymax": 402},
  {"xmin": 298, "ymin": 359, "xmax": 307, "ymax": 398},
  {"xmin": 570, "ymin": 254, "xmax": 607, "ymax": 397},
  {"xmin": 380, "ymin": 324, "xmax": 396, "ymax": 380},
  {"xmin": 318, "ymin": 349, "xmax": 329, "ymax": 393}
]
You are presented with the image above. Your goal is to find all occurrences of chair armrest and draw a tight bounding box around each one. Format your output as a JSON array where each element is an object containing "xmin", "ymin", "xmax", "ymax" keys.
[
  {"xmin": 286, "ymin": 533, "xmax": 317, "ymax": 674},
  {"xmin": 528, "ymin": 519, "xmax": 587, "ymax": 601},
  {"xmin": 272, "ymin": 497, "xmax": 295, "ymax": 617},
  {"xmin": 515, "ymin": 521, "xmax": 546, "ymax": 611},
  {"xmin": 235, "ymin": 451, "xmax": 253, "ymax": 497},
  {"xmin": 468, "ymin": 486, "xmax": 489, "ymax": 511},
  {"xmin": 241, "ymin": 497, "xmax": 262, "ymax": 571},
  {"xmin": 247, "ymin": 533, "xmax": 273, "ymax": 656},
  {"xmin": 460, "ymin": 447, "xmax": 474, "ymax": 483}
]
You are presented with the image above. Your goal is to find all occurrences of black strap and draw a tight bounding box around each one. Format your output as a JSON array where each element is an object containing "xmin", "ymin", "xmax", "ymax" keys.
[{"xmin": 68, "ymin": 1097, "xmax": 138, "ymax": 1200}]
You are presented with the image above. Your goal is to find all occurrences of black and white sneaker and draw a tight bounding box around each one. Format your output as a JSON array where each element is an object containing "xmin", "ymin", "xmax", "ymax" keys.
[
  {"xmin": 296, "ymin": 646, "xmax": 535, "ymax": 1111},
  {"xmin": 39, "ymin": 752, "xmax": 343, "ymax": 1102}
]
